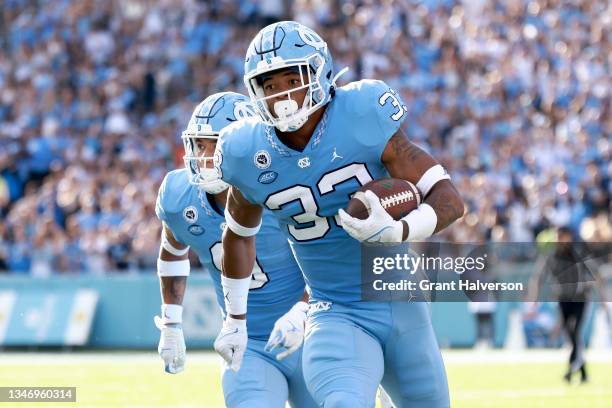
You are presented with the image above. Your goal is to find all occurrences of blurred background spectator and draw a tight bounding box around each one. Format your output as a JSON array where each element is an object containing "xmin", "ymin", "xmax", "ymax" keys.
[{"xmin": 0, "ymin": 0, "xmax": 609, "ymax": 274}]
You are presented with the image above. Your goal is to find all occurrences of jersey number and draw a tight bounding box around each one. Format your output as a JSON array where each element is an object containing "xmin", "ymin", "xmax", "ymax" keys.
[
  {"xmin": 264, "ymin": 163, "xmax": 373, "ymax": 241},
  {"xmin": 379, "ymin": 90, "xmax": 405, "ymax": 121},
  {"xmin": 210, "ymin": 242, "xmax": 269, "ymax": 290}
]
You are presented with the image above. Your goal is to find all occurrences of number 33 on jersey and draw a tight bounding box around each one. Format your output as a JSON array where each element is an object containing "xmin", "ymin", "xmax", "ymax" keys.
[{"xmin": 215, "ymin": 80, "xmax": 407, "ymax": 302}]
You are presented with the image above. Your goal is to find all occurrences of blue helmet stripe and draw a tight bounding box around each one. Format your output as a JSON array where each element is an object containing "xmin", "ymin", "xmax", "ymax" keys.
[{"xmin": 195, "ymin": 95, "xmax": 226, "ymax": 125}]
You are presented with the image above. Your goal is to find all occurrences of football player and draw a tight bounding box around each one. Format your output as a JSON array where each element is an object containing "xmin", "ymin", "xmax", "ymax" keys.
[
  {"xmin": 214, "ymin": 22, "xmax": 464, "ymax": 407},
  {"xmin": 154, "ymin": 92, "xmax": 316, "ymax": 408}
]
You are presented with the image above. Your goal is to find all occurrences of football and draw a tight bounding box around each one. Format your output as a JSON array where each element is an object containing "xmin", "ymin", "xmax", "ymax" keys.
[{"xmin": 345, "ymin": 178, "xmax": 421, "ymax": 220}]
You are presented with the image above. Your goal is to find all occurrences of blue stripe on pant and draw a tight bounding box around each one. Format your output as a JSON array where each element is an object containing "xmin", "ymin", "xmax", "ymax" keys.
[
  {"xmin": 222, "ymin": 338, "xmax": 317, "ymax": 408},
  {"xmin": 302, "ymin": 301, "xmax": 449, "ymax": 408}
]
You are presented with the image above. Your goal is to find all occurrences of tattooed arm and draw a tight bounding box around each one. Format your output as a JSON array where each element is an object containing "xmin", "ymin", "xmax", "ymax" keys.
[
  {"xmin": 160, "ymin": 276, "xmax": 187, "ymax": 305},
  {"xmin": 154, "ymin": 222, "xmax": 189, "ymax": 374},
  {"xmin": 381, "ymin": 129, "xmax": 464, "ymax": 240}
]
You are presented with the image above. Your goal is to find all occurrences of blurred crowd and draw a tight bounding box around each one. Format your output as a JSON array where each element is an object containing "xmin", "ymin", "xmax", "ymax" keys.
[{"xmin": 0, "ymin": 0, "xmax": 610, "ymax": 274}]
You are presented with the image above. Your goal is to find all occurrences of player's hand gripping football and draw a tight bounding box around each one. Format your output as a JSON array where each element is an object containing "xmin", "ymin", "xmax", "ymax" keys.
[
  {"xmin": 154, "ymin": 316, "xmax": 186, "ymax": 374},
  {"xmin": 214, "ymin": 317, "xmax": 248, "ymax": 372},
  {"xmin": 338, "ymin": 190, "xmax": 404, "ymax": 244},
  {"xmin": 265, "ymin": 301, "xmax": 309, "ymax": 360}
]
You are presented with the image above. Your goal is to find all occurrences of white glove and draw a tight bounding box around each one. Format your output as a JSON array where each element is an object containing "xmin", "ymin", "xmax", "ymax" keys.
[
  {"xmin": 338, "ymin": 190, "xmax": 404, "ymax": 243},
  {"xmin": 214, "ymin": 317, "xmax": 248, "ymax": 372},
  {"xmin": 265, "ymin": 301, "xmax": 309, "ymax": 360},
  {"xmin": 154, "ymin": 316, "xmax": 186, "ymax": 374}
]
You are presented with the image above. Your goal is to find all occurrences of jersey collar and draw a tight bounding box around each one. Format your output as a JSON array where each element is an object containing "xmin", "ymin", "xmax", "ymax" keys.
[{"xmin": 264, "ymin": 103, "xmax": 331, "ymax": 157}]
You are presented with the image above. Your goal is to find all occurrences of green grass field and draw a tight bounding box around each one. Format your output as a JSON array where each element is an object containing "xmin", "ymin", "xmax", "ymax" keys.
[{"xmin": 0, "ymin": 350, "xmax": 610, "ymax": 407}]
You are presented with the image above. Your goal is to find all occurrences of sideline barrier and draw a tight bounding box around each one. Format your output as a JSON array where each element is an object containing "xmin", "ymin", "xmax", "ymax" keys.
[{"xmin": 0, "ymin": 264, "xmax": 606, "ymax": 348}]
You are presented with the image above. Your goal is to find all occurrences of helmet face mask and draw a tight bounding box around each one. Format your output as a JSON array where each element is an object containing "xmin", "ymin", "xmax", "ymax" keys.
[
  {"xmin": 181, "ymin": 125, "xmax": 228, "ymax": 194},
  {"xmin": 246, "ymin": 56, "xmax": 327, "ymax": 132},
  {"xmin": 244, "ymin": 22, "xmax": 333, "ymax": 132}
]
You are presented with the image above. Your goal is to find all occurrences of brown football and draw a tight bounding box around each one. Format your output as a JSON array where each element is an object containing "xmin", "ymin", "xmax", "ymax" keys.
[{"xmin": 345, "ymin": 178, "xmax": 421, "ymax": 220}]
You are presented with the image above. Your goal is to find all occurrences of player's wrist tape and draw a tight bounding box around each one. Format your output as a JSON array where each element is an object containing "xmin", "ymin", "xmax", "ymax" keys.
[
  {"xmin": 161, "ymin": 231, "xmax": 189, "ymax": 257},
  {"xmin": 161, "ymin": 304, "xmax": 183, "ymax": 324},
  {"xmin": 224, "ymin": 210, "xmax": 261, "ymax": 237},
  {"xmin": 402, "ymin": 203, "xmax": 437, "ymax": 241},
  {"xmin": 416, "ymin": 164, "xmax": 450, "ymax": 197},
  {"xmin": 157, "ymin": 259, "xmax": 190, "ymax": 277},
  {"xmin": 221, "ymin": 275, "xmax": 251, "ymax": 316}
]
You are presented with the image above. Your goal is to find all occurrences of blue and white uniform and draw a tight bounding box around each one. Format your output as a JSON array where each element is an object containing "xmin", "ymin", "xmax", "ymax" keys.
[
  {"xmin": 157, "ymin": 91, "xmax": 316, "ymax": 408},
  {"xmin": 217, "ymin": 80, "xmax": 449, "ymax": 407}
]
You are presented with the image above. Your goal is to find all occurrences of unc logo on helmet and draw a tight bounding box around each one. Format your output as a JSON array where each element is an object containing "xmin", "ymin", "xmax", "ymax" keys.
[
  {"xmin": 182, "ymin": 92, "xmax": 253, "ymax": 194},
  {"xmin": 233, "ymin": 102, "xmax": 256, "ymax": 121},
  {"xmin": 243, "ymin": 21, "xmax": 338, "ymax": 133},
  {"xmin": 296, "ymin": 26, "xmax": 327, "ymax": 51}
]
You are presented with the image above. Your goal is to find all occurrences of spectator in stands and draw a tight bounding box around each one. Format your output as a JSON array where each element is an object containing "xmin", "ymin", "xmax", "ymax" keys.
[{"xmin": 0, "ymin": 0, "xmax": 608, "ymax": 274}]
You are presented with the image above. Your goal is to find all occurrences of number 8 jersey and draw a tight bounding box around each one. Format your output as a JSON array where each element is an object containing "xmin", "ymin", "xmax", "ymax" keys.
[
  {"xmin": 155, "ymin": 168, "xmax": 306, "ymax": 340},
  {"xmin": 216, "ymin": 80, "xmax": 407, "ymax": 303}
]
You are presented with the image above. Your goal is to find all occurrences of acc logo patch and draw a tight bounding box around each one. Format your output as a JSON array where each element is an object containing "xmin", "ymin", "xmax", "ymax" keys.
[
  {"xmin": 254, "ymin": 150, "xmax": 271, "ymax": 169},
  {"xmin": 258, "ymin": 171, "xmax": 278, "ymax": 184},
  {"xmin": 188, "ymin": 224, "xmax": 205, "ymax": 236},
  {"xmin": 183, "ymin": 206, "xmax": 198, "ymax": 224}
]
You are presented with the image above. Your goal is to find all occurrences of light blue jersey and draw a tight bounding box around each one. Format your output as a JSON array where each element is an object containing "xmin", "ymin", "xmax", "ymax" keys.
[
  {"xmin": 155, "ymin": 168, "xmax": 306, "ymax": 341},
  {"xmin": 217, "ymin": 80, "xmax": 403, "ymax": 303},
  {"xmin": 218, "ymin": 80, "xmax": 449, "ymax": 407},
  {"xmin": 160, "ymin": 89, "xmax": 317, "ymax": 408}
]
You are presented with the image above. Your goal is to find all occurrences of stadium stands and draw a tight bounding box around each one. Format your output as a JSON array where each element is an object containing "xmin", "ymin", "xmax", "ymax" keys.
[{"xmin": 0, "ymin": 0, "xmax": 609, "ymax": 274}]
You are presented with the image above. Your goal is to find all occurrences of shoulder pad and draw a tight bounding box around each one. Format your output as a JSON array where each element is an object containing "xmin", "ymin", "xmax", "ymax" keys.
[
  {"xmin": 216, "ymin": 117, "xmax": 263, "ymax": 186},
  {"xmin": 334, "ymin": 79, "xmax": 391, "ymax": 116},
  {"xmin": 155, "ymin": 169, "xmax": 192, "ymax": 221}
]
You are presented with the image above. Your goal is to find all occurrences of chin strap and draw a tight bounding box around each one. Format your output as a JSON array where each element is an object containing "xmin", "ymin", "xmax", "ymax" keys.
[{"xmin": 331, "ymin": 66, "xmax": 349, "ymax": 88}]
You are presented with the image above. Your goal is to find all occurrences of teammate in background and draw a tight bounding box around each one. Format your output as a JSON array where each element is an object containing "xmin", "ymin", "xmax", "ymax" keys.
[
  {"xmin": 154, "ymin": 92, "xmax": 317, "ymax": 408},
  {"xmin": 528, "ymin": 226, "xmax": 609, "ymax": 383},
  {"xmin": 214, "ymin": 22, "xmax": 463, "ymax": 407}
]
